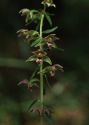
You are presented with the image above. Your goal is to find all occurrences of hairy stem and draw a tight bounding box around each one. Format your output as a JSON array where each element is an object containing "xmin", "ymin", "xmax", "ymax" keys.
[{"xmin": 40, "ymin": 14, "xmax": 44, "ymax": 108}]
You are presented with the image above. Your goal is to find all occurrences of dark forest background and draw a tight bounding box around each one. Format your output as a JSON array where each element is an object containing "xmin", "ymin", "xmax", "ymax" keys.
[{"xmin": 0, "ymin": 0, "xmax": 89, "ymax": 125}]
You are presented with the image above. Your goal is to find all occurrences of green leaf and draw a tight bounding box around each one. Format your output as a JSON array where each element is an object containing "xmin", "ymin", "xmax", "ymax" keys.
[
  {"xmin": 43, "ymin": 26, "xmax": 58, "ymax": 34},
  {"xmin": 30, "ymin": 78, "xmax": 39, "ymax": 84},
  {"xmin": 44, "ymin": 12, "xmax": 52, "ymax": 26},
  {"xmin": 31, "ymin": 38, "xmax": 41, "ymax": 47},
  {"xmin": 44, "ymin": 56, "xmax": 52, "ymax": 65},
  {"xmin": 30, "ymin": 66, "xmax": 39, "ymax": 79},
  {"xmin": 30, "ymin": 10, "xmax": 39, "ymax": 18},
  {"xmin": 34, "ymin": 40, "xmax": 45, "ymax": 47},
  {"xmin": 34, "ymin": 42, "xmax": 41, "ymax": 47},
  {"xmin": 25, "ymin": 9, "xmax": 39, "ymax": 23},
  {"xmin": 36, "ymin": 23, "xmax": 40, "ymax": 31},
  {"xmin": 27, "ymin": 99, "xmax": 38, "ymax": 111},
  {"xmin": 25, "ymin": 14, "xmax": 30, "ymax": 23},
  {"xmin": 44, "ymin": 112, "xmax": 55, "ymax": 125},
  {"xmin": 26, "ymin": 56, "xmax": 36, "ymax": 62},
  {"xmin": 56, "ymin": 48, "xmax": 64, "ymax": 51},
  {"xmin": 28, "ymin": 78, "xmax": 39, "ymax": 88},
  {"xmin": 31, "ymin": 30, "xmax": 39, "ymax": 36},
  {"xmin": 53, "ymin": 45, "xmax": 64, "ymax": 51},
  {"xmin": 45, "ymin": 75, "xmax": 52, "ymax": 89},
  {"xmin": 31, "ymin": 10, "xmax": 39, "ymax": 14}
]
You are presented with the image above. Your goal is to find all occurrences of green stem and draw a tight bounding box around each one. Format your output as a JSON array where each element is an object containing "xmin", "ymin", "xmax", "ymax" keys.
[
  {"xmin": 40, "ymin": 63, "xmax": 43, "ymax": 108},
  {"xmin": 40, "ymin": 14, "xmax": 44, "ymax": 49},
  {"xmin": 40, "ymin": 14, "xmax": 44, "ymax": 108}
]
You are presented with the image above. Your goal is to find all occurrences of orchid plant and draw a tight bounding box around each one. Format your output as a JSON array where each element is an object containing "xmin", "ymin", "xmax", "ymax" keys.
[{"xmin": 17, "ymin": 0, "xmax": 63, "ymax": 122}]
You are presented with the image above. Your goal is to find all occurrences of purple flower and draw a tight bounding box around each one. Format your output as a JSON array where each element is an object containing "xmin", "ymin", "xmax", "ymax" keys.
[
  {"xmin": 31, "ymin": 106, "xmax": 51, "ymax": 116},
  {"xmin": 18, "ymin": 79, "xmax": 29, "ymax": 86},
  {"xmin": 44, "ymin": 34, "xmax": 59, "ymax": 49},
  {"xmin": 18, "ymin": 79, "xmax": 33, "ymax": 92},
  {"xmin": 49, "ymin": 64, "xmax": 64, "ymax": 76}
]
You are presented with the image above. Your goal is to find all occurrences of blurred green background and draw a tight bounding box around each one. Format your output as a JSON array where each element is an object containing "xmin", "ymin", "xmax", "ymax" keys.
[{"xmin": 0, "ymin": 0, "xmax": 89, "ymax": 125}]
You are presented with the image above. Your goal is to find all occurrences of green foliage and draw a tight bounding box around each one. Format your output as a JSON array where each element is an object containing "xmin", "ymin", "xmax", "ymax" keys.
[
  {"xmin": 44, "ymin": 12, "xmax": 53, "ymax": 26},
  {"xmin": 27, "ymin": 99, "xmax": 38, "ymax": 111},
  {"xmin": 31, "ymin": 38, "xmax": 42, "ymax": 47},
  {"xmin": 43, "ymin": 26, "xmax": 58, "ymax": 34},
  {"xmin": 44, "ymin": 56, "xmax": 52, "ymax": 65},
  {"xmin": 26, "ymin": 56, "xmax": 36, "ymax": 62}
]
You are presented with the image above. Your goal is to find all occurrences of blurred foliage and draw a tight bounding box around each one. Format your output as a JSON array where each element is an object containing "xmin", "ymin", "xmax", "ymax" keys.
[{"xmin": 0, "ymin": 0, "xmax": 89, "ymax": 125}]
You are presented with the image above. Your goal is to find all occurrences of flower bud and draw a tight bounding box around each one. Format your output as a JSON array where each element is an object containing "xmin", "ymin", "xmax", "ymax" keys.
[
  {"xmin": 19, "ymin": 8, "xmax": 30, "ymax": 16},
  {"xmin": 41, "ymin": 0, "xmax": 56, "ymax": 7}
]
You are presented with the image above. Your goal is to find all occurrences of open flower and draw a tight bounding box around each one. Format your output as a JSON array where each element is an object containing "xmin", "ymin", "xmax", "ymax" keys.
[
  {"xmin": 44, "ymin": 34, "xmax": 59, "ymax": 49},
  {"xmin": 17, "ymin": 29, "xmax": 29, "ymax": 38},
  {"xmin": 17, "ymin": 29, "xmax": 39, "ymax": 42},
  {"xmin": 43, "ymin": 64, "xmax": 64, "ymax": 76},
  {"xmin": 31, "ymin": 106, "xmax": 51, "ymax": 116},
  {"xmin": 49, "ymin": 64, "xmax": 64, "ymax": 76},
  {"xmin": 18, "ymin": 79, "xmax": 39, "ymax": 91},
  {"xmin": 19, "ymin": 8, "xmax": 30, "ymax": 16},
  {"xmin": 32, "ymin": 50, "xmax": 47, "ymax": 64},
  {"xmin": 18, "ymin": 79, "xmax": 28, "ymax": 86},
  {"xmin": 41, "ymin": 0, "xmax": 56, "ymax": 7},
  {"xmin": 18, "ymin": 79, "xmax": 32, "ymax": 91}
]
